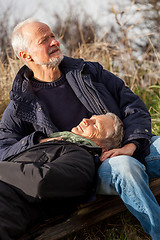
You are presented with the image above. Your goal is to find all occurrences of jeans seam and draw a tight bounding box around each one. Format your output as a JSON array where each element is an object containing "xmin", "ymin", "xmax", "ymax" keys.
[
  {"xmin": 124, "ymin": 187, "xmax": 147, "ymax": 214},
  {"xmin": 146, "ymin": 156, "xmax": 160, "ymax": 161},
  {"xmin": 111, "ymin": 169, "xmax": 147, "ymax": 215}
]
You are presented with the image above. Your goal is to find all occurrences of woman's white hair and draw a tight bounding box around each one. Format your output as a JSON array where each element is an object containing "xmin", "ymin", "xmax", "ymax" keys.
[
  {"xmin": 11, "ymin": 18, "xmax": 38, "ymax": 58},
  {"xmin": 100, "ymin": 112, "xmax": 124, "ymax": 150}
]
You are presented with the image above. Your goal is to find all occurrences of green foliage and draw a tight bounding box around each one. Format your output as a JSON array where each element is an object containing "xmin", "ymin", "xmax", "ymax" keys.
[{"xmin": 135, "ymin": 86, "xmax": 160, "ymax": 135}]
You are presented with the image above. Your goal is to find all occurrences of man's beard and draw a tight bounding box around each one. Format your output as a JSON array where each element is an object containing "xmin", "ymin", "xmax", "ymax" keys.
[
  {"xmin": 46, "ymin": 53, "xmax": 64, "ymax": 68},
  {"xmin": 34, "ymin": 53, "xmax": 64, "ymax": 68}
]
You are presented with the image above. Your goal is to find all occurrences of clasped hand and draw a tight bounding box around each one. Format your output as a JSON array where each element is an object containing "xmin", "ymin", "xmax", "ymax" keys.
[{"xmin": 100, "ymin": 143, "xmax": 137, "ymax": 162}]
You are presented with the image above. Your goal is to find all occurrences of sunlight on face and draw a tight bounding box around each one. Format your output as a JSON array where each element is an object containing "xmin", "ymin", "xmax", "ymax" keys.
[
  {"xmin": 71, "ymin": 115, "xmax": 114, "ymax": 145},
  {"xmin": 24, "ymin": 22, "xmax": 63, "ymax": 67}
]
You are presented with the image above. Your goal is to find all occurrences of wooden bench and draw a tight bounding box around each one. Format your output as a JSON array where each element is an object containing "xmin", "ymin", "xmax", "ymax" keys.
[{"xmin": 19, "ymin": 178, "xmax": 160, "ymax": 240}]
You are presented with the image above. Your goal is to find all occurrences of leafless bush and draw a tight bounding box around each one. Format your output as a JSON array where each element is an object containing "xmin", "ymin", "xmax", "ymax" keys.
[{"xmin": 52, "ymin": 9, "xmax": 99, "ymax": 54}]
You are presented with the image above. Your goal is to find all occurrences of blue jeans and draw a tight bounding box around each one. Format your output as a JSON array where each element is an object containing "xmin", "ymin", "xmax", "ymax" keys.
[{"xmin": 97, "ymin": 136, "xmax": 160, "ymax": 240}]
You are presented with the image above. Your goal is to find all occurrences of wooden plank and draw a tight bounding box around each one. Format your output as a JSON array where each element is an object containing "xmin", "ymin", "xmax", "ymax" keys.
[{"xmin": 19, "ymin": 178, "xmax": 160, "ymax": 240}]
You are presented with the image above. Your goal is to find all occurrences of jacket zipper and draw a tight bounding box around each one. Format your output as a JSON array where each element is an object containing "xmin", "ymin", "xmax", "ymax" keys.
[{"xmin": 80, "ymin": 64, "xmax": 107, "ymax": 114}]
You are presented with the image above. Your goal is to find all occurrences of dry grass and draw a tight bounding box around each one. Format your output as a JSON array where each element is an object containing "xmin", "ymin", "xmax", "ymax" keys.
[
  {"xmin": 0, "ymin": 53, "xmax": 23, "ymax": 117},
  {"xmin": 72, "ymin": 40, "xmax": 160, "ymax": 91}
]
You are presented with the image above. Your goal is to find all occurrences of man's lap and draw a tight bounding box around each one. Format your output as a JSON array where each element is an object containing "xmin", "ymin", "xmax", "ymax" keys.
[
  {"xmin": 96, "ymin": 155, "xmax": 146, "ymax": 195},
  {"xmin": 97, "ymin": 136, "xmax": 160, "ymax": 194}
]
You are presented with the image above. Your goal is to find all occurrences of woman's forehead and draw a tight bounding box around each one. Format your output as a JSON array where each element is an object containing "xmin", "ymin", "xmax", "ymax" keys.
[{"xmin": 91, "ymin": 115, "xmax": 113, "ymax": 122}]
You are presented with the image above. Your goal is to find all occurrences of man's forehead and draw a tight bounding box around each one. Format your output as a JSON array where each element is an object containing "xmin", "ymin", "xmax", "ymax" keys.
[{"xmin": 23, "ymin": 22, "xmax": 51, "ymax": 39}]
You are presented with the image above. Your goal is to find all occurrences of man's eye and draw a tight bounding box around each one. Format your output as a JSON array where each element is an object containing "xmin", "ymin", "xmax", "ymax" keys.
[
  {"xmin": 40, "ymin": 36, "xmax": 49, "ymax": 44},
  {"xmin": 43, "ymin": 37, "xmax": 48, "ymax": 42},
  {"xmin": 39, "ymin": 39, "xmax": 46, "ymax": 44}
]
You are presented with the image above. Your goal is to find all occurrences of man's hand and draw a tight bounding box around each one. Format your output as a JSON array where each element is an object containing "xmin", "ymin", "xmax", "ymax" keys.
[
  {"xmin": 40, "ymin": 137, "xmax": 63, "ymax": 143},
  {"xmin": 100, "ymin": 143, "xmax": 137, "ymax": 162}
]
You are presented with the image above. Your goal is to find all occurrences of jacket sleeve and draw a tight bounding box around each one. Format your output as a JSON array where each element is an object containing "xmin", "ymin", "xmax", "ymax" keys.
[
  {"xmin": 0, "ymin": 102, "xmax": 45, "ymax": 161},
  {"xmin": 89, "ymin": 62, "xmax": 152, "ymax": 145}
]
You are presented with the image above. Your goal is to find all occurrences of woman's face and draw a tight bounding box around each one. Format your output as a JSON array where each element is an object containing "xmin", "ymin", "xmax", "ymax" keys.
[{"xmin": 71, "ymin": 115, "xmax": 114, "ymax": 145}]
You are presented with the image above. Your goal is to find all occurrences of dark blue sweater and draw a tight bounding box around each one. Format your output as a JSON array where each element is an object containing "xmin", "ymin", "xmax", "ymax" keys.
[{"xmin": 30, "ymin": 74, "xmax": 93, "ymax": 131}]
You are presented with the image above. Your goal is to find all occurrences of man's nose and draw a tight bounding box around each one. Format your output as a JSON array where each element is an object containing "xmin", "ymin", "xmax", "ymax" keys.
[{"xmin": 50, "ymin": 38, "xmax": 59, "ymax": 46}]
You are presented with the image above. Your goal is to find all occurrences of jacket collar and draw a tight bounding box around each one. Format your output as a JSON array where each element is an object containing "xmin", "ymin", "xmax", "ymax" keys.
[
  {"xmin": 59, "ymin": 56, "xmax": 84, "ymax": 72},
  {"xmin": 10, "ymin": 65, "xmax": 35, "ymax": 103}
]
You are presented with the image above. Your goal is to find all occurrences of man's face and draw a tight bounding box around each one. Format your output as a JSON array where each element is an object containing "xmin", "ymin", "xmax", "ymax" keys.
[
  {"xmin": 23, "ymin": 22, "xmax": 63, "ymax": 67},
  {"xmin": 71, "ymin": 115, "xmax": 114, "ymax": 145}
]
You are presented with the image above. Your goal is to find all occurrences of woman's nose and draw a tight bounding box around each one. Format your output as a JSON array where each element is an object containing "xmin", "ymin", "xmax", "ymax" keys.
[{"xmin": 82, "ymin": 118, "xmax": 89, "ymax": 126}]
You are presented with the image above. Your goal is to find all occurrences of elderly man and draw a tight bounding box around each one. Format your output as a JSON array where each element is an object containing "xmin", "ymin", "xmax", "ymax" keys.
[{"xmin": 0, "ymin": 19, "xmax": 160, "ymax": 239}]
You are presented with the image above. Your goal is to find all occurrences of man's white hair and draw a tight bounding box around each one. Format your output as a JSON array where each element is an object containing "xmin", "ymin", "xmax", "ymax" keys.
[{"xmin": 11, "ymin": 18, "xmax": 39, "ymax": 58}]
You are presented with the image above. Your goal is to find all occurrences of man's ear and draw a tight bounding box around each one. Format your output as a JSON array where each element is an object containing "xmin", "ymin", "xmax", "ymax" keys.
[{"xmin": 19, "ymin": 51, "xmax": 32, "ymax": 62}]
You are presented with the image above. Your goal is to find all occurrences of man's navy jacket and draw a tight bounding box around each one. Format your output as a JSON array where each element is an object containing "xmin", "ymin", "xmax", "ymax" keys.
[{"xmin": 0, "ymin": 56, "xmax": 152, "ymax": 164}]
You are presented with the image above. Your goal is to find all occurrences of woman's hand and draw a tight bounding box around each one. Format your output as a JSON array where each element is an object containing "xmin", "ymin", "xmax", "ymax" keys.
[
  {"xmin": 40, "ymin": 137, "xmax": 63, "ymax": 143},
  {"xmin": 100, "ymin": 143, "xmax": 137, "ymax": 162}
]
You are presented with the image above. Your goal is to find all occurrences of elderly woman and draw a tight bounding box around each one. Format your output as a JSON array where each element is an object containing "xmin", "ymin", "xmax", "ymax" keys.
[{"xmin": 0, "ymin": 113, "xmax": 124, "ymax": 240}]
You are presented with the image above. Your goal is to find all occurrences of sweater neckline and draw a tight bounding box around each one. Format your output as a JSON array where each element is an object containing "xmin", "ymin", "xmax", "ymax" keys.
[{"xmin": 30, "ymin": 74, "xmax": 66, "ymax": 88}]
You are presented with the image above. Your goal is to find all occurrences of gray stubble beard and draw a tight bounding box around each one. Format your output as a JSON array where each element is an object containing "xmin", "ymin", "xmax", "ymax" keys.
[{"xmin": 46, "ymin": 53, "xmax": 64, "ymax": 69}]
